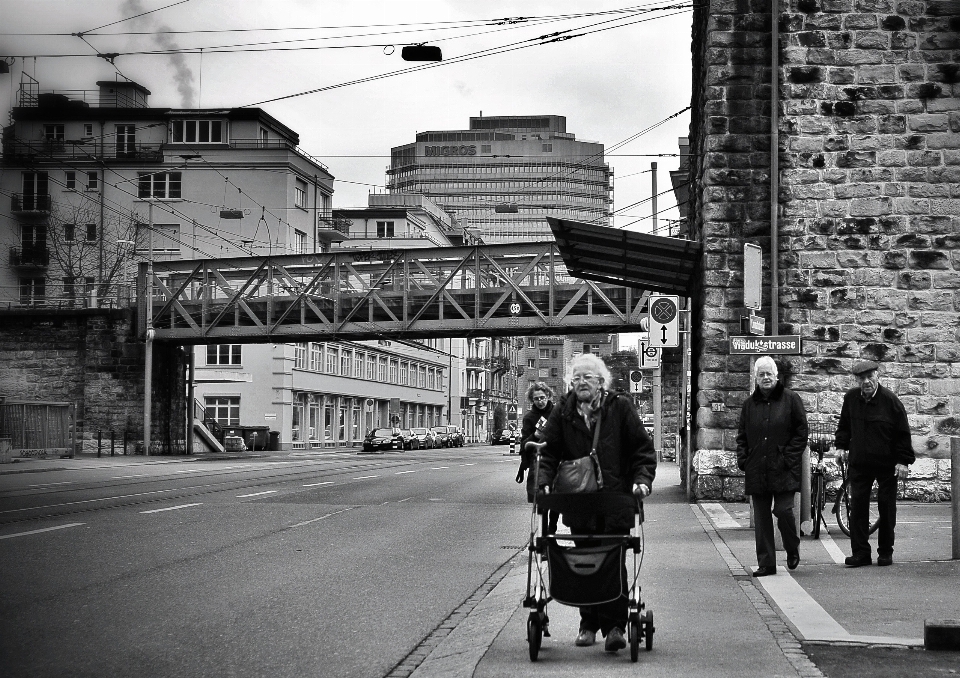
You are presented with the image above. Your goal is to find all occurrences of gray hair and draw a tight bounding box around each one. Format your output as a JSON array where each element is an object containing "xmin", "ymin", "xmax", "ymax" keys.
[{"xmin": 565, "ymin": 353, "xmax": 613, "ymax": 388}]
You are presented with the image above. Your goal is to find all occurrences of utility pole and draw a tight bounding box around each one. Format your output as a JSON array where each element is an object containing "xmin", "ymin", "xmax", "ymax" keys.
[
  {"xmin": 651, "ymin": 162, "xmax": 658, "ymax": 234},
  {"xmin": 143, "ymin": 200, "xmax": 154, "ymax": 456}
]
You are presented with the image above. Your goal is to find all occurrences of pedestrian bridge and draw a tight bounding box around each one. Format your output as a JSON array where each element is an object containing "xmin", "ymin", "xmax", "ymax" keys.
[{"xmin": 139, "ymin": 241, "xmax": 686, "ymax": 344}]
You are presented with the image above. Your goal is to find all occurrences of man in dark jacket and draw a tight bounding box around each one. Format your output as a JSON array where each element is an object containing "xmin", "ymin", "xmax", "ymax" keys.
[
  {"xmin": 835, "ymin": 360, "xmax": 915, "ymax": 568},
  {"xmin": 536, "ymin": 353, "xmax": 656, "ymax": 653},
  {"xmin": 736, "ymin": 356, "xmax": 809, "ymax": 577}
]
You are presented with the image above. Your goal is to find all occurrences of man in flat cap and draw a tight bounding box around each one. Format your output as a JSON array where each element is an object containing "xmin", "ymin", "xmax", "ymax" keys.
[{"xmin": 835, "ymin": 360, "xmax": 915, "ymax": 567}]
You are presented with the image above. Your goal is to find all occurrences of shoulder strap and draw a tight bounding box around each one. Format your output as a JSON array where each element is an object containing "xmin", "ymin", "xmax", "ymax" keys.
[{"xmin": 589, "ymin": 410, "xmax": 604, "ymax": 489}]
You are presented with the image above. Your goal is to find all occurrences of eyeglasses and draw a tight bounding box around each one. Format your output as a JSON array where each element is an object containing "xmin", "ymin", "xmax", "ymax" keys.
[
  {"xmin": 571, "ymin": 374, "xmax": 600, "ymax": 384},
  {"xmin": 532, "ymin": 395, "xmax": 549, "ymax": 402}
]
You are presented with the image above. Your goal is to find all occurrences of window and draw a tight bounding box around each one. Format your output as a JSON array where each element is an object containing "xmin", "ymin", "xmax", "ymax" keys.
[
  {"xmin": 204, "ymin": 396, "xmax": 240, "ymax": 426},
  {"xmin": 83, "ymin": 123, "xmax": 93, "ymax": 137},
  {"xmin": 259, "ymin": 127, "xmax": 268, "ymax": 144},
  {"xmin": 366, "ymin": 355, "xmax": 375, "ymax": 380},
  {"xmin": 552, "ymin": 350, "xmax": 558, "ymax": 358},
  {"xmin": 309, "ymin": 343, "xmax": 322, "ymax": 371},
  {"xmin": 527, "ymin": 338, "xmax": 536, "ymax": 348},
  {"xmin": 63, "ymin": 276, "xmax": 94, "ymax": 301},
  {"xmin": 378, "ymin": 357, "xmax": 387, "ymax": 382},
  {"xmin": 294, "ymin": 230, "xmax": 306, "ymax": 254},
  {"xmin": 65, "ymin": 172, "xmax": 76, "ymax": 190},
  {"xmin": 172, "ymin": 119, "xmax": 223, "ymax": 143},
  {"xmin": 340, "ymin": 349, "xmax": 352, "ymax": 377},
  {"xmin": 64, "ymin": 224, "xmax": 76, "ymax": 242},
  {"xmin": 551, "ymin": 368, "xmax": 559, "ymax": 377},
  {"xmin": 44, "ymin": 124, "xmax": 64, "ymax": 140},
  {"xmin": 116, "ymin": 125, "xmax": 135, "ymax": 157},
  {"xmin": 481, "ymin": 144, "xmax": 491, "ymax": 153},
  {"xmin": 326, "ymin": 346, "xmax": 338, "ymax": 374},
  {"xmin": 19, "ymin": 277, "xmax": 45, "ymax": 304},
  {"xmin": 21, "ymin": 223, "xmax": 46, "ymax": 246},
  {"xmin": 527, "ymin": 358, "xmax": 536, "ymax": 368},
  {"xmin": 354, "ymin": 351, "xmax": 363, "ymax": 378},
  {"xmin": 294, "ymin": 343, "xmax": 307, "ymax": 369},
  {"xmin": 206, "ymin": 344, "xmax": 241, "ymax": 365},
  {"xmin": 22, "ymin": 171, "xmax": 48, "ymax": 201},
  {"xmin": 542, "ymin": 143, "xmax": 553, "ymax": 152},
  {"xmin": 295, "ymin": 179, "xmax": 307, "ymax": 208},
  {"xmin": 86, "ymin": 172, "xmax": 98, "ymax": 191},
  {"xmin": 538, "ymin": 368, "xmax": 550, "ymax": 378},
  {"xmin": 83, "ymin": 224, "xmax": 97, "ymax": 242},
  {"xmin": 389, "ymin": 359, "xmax": 398, "ymax": 383},
  {"xmin": 138, "ymin": 172, "xmax": 182, "ymax": 199},
  {"xmin": 583, "ymin": 343, "xmax": 601, "ymax": 354},
  {"xmin": 539, "ymin": 348, "xmax": 550, "ymax": 360},
  {"xmin": 376, "ymin": 221, "xmax": 395, "ymax": 238}
]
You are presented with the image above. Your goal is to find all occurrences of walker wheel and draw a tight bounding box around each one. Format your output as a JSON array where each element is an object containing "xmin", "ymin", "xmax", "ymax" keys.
[
  {"xmin": 629, "ymin": 614, "xmax": 640, "ymax": 662},
  {"xmin": 527, "ymin": 611, "xmax": 542, "ymax": 661},
  {"xmin": 642, "ymin": 610, "xmax": 654, "ymax": 651}
]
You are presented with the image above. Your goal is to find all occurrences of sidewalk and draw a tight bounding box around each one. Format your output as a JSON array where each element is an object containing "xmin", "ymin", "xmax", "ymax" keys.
[{"xmin": 409, "ymin": 462, "xmax": 960, "ymax": 678}]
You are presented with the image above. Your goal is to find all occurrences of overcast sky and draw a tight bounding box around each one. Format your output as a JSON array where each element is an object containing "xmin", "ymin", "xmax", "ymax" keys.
[{"xmin": 1, "ymin": 0, "xmax": 692, "ymax": 230}]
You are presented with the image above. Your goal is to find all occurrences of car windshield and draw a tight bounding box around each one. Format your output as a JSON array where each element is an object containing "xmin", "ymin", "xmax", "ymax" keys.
[
  {"xmin": 412, "ymin": 428, "xmax": 426, "ymax": 434},
  {"xmin": 372, "ymin": 428, "xmax": 394, "ymax": 436}
]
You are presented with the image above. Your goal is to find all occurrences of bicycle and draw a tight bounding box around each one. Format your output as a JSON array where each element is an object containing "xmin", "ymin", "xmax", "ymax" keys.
[
  {"xmin": 832, "ymin": 451, "xmax": 880, "ymax": 538},
  {"xmin": 808, "ymin": 439, "xmax": 829, "ymax": 539}
]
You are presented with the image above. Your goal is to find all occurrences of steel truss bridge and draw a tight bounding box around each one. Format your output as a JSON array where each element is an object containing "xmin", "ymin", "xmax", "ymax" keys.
[{"xmin": 138, "ymin": 242, "xmax": 656, "ymax": 344}]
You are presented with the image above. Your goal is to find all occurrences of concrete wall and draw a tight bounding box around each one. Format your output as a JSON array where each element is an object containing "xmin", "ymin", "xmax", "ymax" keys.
[
  {"xmin": 0, "ymin": 309, "xmax": 187, "ymax": 454},
  {"xmin": 688, "ymin": 0, "xmax": 959, "ymax": 500}
]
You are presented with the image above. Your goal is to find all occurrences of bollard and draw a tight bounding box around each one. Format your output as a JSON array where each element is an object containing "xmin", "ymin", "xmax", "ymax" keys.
[
  {"xmin": 510, "ymin": 438, "xmax": 516, "ymax": 455},
  {"xmin": 110, "ymin": 430, "xmax": 115, "ymax": 457},
  {"xmin": 97, "ymin": 429, "xmax": 102, "ymax": 458},
  {"xmin": 952, "ymin": 437, "xmax": 959, "ymax": 560}
]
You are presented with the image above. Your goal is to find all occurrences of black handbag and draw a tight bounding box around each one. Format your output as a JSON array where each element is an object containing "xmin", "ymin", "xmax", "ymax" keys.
[{"xmin": 553, "ymin": 412, "xmax": 604, "ymax": 493}]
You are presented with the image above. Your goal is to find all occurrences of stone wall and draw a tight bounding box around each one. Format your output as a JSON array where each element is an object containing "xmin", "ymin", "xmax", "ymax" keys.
[
  {"xmin": 0, "ymin": 309, "xmax": 187, "ymax": 454},
  {"xmin": 688, "ymin": 0, "xmax": 958, "ymax": 500}
]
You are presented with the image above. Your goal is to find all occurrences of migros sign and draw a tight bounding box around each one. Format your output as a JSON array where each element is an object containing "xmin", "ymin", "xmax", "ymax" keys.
[{"xmin": 425, "ymin": 145, "xmax": 477, "ymax": 157}]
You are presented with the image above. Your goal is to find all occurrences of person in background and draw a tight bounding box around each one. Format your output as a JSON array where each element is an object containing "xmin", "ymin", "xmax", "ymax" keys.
[
  {"xmin": 736, "ymin": 356, "xmax": 809, "ymax": 577},
  {"xmin": 835, "ymin": 360, "xmax": 915, "ymax": 568},
  {"xmin": 535, "ymin": 353, "xmax": 656, "ymax": 653},
  {"xmin": 516, "ymin": 382, "xmax": 556, "ymax": 511}
]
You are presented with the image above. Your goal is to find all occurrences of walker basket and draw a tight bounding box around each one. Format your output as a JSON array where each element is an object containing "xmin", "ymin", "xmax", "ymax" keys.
[{"xmin": 546, "ymin": 541, "xmax": 626, "ymax": 607}]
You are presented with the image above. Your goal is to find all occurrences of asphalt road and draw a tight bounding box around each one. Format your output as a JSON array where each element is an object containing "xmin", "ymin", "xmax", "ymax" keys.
[{"xmin": 0, "ymin": 447, "xmax": 530, "ymax": 678}]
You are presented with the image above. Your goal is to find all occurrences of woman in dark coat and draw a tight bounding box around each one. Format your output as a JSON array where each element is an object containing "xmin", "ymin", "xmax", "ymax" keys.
[
  {"xmin": 735, "ymin": 356, "xmax": 809, "ymax": 577},
  {"xmin": 516, "ymin": 381, "xmax": 556, "ymax": 502}
]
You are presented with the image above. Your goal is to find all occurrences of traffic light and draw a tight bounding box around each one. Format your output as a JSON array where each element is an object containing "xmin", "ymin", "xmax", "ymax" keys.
[{"xmin": 402, "ymin": 45, "xmax": 442, "ymax": 61}]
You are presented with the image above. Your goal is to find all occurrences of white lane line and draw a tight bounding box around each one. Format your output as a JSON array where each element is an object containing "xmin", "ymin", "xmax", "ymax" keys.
[
  {"xmin": 462, "ymin": 463, "xmax": 475, "ymax": 466},
  {"xmin": 353, "ymin": 475, "xmax": 378, "ymax": 480},
  {"xmin": 819, "ymin": 529, "xmax": 847, "ymax": 564},
  {"xmin": 701, "ymin": 502, "xmax": 742, "ymax": 529},
  {"xmin": 27, "ymin": 481, "xmax": 73, "ymax": 488},
  {"xmin": 302, "ymin": 481, "xmax": 334, "ymax": 487},
  {"xmin": 395, "ymin": 470, "xmax": 417, "ymax": 475},
  {"xmin": 431, "ymin": 466, "xmax": 449, "ymax": 470},
  {"xmin": 0, "ymin": 523, "xmax": 85, "ymax": 539},
  {"xmin": 111, "ymin": 474, "xmax": 150, "ymax": 479},
  {"xmin": 289, "ymin": 506, "xmax": 356, "ymax": 528},
  {"xmin": 236, "ymin": 490, "xmax": 278, "ymax": 498},
  {"xmin": 141, "ymin": 503, "xmax": 203, "ymax": 514}
]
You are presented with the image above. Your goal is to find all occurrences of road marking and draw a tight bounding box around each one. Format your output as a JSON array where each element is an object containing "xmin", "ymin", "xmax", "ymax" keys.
[
  {"xmin": 462, "ymin": 463, "xmax": 475, "ymax": 466},
  {"xmin": 395, "ymin": 470, "xmax": 417, "ymax": 475},
  {"xmin": 431, "ymin": 466, "xmax": 449, "ymax": 470},
  {"xmin": 141, "ymin": 503, "xmax": 203, "ymax": 514},
  {"xmin": 0, "ymin": 523, "xmax": 85, "ymax": 539},
  {"xmin": 289, "ymin": 506, "xmax": 356, "ymax": 528},
  {"xmin": 111, "ymin": 474, "xmax": 150, "ymax": 479},
  {"xmin": 701, "ymin": 502, "xmax": 742, "ymax": 529},
  {"xmin": 302, "ymin": 481, "xmax": 334, "ymax": 487},
  {"xmin": 819, "ymin": 529, "xmax": 847, "ymax": 564},
  {"xmin": 353, "ymin": 475, "xmax": 378, "ymax": 480},
  {"xmin": 397, "ymin": 497, "xmax": 413, "ymax": 503},
  {"xmin": 236, "ymin": 490, "xmax": 278, "ymax": 498},
  {"xmin": 27, "ymin": 481, "xmax": 73, "ymax": 488}
]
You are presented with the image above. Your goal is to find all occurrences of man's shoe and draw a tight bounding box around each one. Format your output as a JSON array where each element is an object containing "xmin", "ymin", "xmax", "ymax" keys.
[
  {"xmin": 877, "ymin": 556, "xmax": 893, "ymax": 566},
  {"xmin": 604, "ymin": 627, "xmax": 627, "ymax": 653},
  {"xmin": 787, "ymin": 552, "xmax": 800, "ymax": 570},
  {"xmin": 752, "ymin": 566, "xmax": 776, "ymax": 577},
  {"xmin": 575, "ymin": 629, "xmax": 596, "ymax": 647},
  {"xmin": 844, "ymin": 555, "xmax": 872, "ymax": 568}
]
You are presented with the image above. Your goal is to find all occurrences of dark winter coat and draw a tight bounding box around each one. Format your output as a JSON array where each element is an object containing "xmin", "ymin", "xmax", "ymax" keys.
[
  {"xmin": 518, "ymin": 400, "xmax": 554, "ymax": 502},
  {"xmin": 735, "ymin": 381, "xmax": 808, "ymax": 496},
  {"xmin": 537, "ymin": 390, "xmax": 657, "ymax": 531},
  {"xmin": 835, "ymin": 384, "xmax": 915, "ymax": 468}
]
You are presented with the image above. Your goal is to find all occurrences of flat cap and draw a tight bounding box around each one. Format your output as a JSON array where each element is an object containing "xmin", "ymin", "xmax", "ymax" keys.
[{"xmin": 850, "ymin": 359, "xmax": 879, "ymax": 375}]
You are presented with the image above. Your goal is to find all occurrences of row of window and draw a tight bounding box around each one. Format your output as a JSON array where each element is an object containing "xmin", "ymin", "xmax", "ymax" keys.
[
  {"xmin": 45, "ymin": 119, "xmax": 230, "ymax": 146},
  {"xmin": 389, "ymin": 164, "xmax": 610, "ymax": 179},
  {"xmin": 394, "ymin": 180, "xmax": 608, "ymax": 193}
]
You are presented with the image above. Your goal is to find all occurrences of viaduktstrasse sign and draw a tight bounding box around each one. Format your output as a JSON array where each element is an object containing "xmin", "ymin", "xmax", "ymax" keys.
[{"xmin": 729, "ymin": 335, "xmax": 801, "ymax": 355}]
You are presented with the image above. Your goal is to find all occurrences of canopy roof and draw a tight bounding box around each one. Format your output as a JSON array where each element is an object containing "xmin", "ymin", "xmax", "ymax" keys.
[{"xmin": 547, "ymin": 217, "xmax": 701, "ymax": 296}]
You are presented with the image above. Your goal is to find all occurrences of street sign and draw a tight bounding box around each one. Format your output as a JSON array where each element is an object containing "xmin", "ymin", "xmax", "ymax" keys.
[
  {"xmin": 509, "ymin": 302, "xmax": 521, "ymax": 315},
  {"xmin": 747, "ymin": 314, "xmax": 765, "ymax": 335},
  {"xmin": 638, "ymin": 339, "xmax": 661, "ymax": 369},
  {"xmin": 647, "ymin": 295, "xmax": 680, "ymax": 348},
  {"xmin": 630, "ymin": 370, "xmax": 643, "ymax": 394},
  {"xmin": 729, "ymin": 335, "xmax": 801, "ymax": 355},
  {"xmin": 508, "ymin": 403, "xmax": 518, "ymax": 420},
  {"xmin": 744, "ymin": 243, "xmax": 762, "ymax": 311}
]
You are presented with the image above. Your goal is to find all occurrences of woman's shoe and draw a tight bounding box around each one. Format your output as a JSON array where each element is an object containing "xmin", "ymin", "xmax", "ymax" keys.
[{"xmin": 575, "ymin": 629, "xmax": 596, "ymax": 646}]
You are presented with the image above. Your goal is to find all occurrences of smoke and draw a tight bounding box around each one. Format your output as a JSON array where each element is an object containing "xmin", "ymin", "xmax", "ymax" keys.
[{"xmin": 121, "ymin": 0, "xmax": 196, "ymax": 107}]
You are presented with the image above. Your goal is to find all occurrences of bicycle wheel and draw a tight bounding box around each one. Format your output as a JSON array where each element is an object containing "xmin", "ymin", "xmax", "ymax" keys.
[
  {"xmin": 811, "ymin": 474, "xmax": 825, "ymax": 539},
  {"xmin": 835, "ymin": 480, "xmax": 880, "ymax": 537}
]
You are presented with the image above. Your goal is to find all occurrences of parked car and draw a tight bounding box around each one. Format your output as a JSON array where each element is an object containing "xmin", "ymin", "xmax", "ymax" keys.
[
  {"xmin": 398, "ymin": 429, "xmax": 419, "ymax": 450},
  {"xmin": 491, "ymin": 428, "xmax": 519, "ymax": 445},
  {"xmin": 433, "ymin": 425, "xmax": 458, "ymax": 448},
  {"xmin": 362, "ymin": 427, "xmax": 403, "ymax": 452},
  {"xmin": 410, "ymin": 427, "xmax": 437, "ymax": 449}
]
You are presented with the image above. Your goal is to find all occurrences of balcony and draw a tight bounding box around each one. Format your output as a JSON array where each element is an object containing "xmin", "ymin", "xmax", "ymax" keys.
[
  {"xmin": 1, "ymin": 138, "xmax": 162, "ymax": 163},
  {"xmin": 111, "ymin": 144, "xmax": 164, "ymax": 162},
  {"xmin": 490, "ymin": 356, "xmax": 511, "ymax": 372},
  {"xmin": 317, "ymin": 214, "xmax": 351, "ymax": 243},
  {"xmin": 11, "ymin": 194, "xmax": 51, "ymax": 215},
  {"xmin": 467, "ymin": 388, "xmax": 490, "ymax": 401},
  {"xmin": 466, "ymin": 357, "xmax": 488, "ymax": 370},
  {"xmin": 10, "ymin": 246, "xmax": 50, "ymax": 268}
]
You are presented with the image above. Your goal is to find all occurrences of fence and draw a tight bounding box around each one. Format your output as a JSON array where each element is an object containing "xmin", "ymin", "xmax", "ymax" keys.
[{"xmin": 0, "ymin": 400, "xmax": 76, "ymax": 458}]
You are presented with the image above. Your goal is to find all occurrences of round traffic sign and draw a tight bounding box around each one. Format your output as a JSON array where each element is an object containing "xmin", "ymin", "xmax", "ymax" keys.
[
  {"xmin": 509, "ymin": 302, "xmax": 521, "ymax": 316},
  {"xmin": 630, "ymin": 370, "xmax": 642, "ymax": 382},
  {"xmin": 651, "ymin": 297, "xmax": 677, "ymax": 324}
]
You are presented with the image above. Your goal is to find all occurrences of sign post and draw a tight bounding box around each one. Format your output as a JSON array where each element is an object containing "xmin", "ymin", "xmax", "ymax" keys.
[{"xmin": 648, "ymin": 295, "xmax": 680, "ymax": 348}]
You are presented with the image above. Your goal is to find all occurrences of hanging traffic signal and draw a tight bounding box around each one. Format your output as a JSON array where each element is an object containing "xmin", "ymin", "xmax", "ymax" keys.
[{"xmin": 402, "ymin": 45, "xmax": 442, "ymax": 61}]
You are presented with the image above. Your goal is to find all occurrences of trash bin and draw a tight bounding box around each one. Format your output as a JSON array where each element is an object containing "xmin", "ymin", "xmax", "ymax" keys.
[
  {"xmin": 242, "ymin": 426, "xmax": 271, "ymax": 451},
  {"xmin": 268, "ymin": 430, "xmax": 280, "ymax": 451}
]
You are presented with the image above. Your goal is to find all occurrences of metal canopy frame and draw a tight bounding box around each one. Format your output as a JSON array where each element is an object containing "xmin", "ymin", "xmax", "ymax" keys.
[
  {"xmin": 547, "ymin": 217, "xmax": 701, "ymax": 295},
  {"xmin": 138, "ymin": 242, "xmax": 655, "ymax": 344}
]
